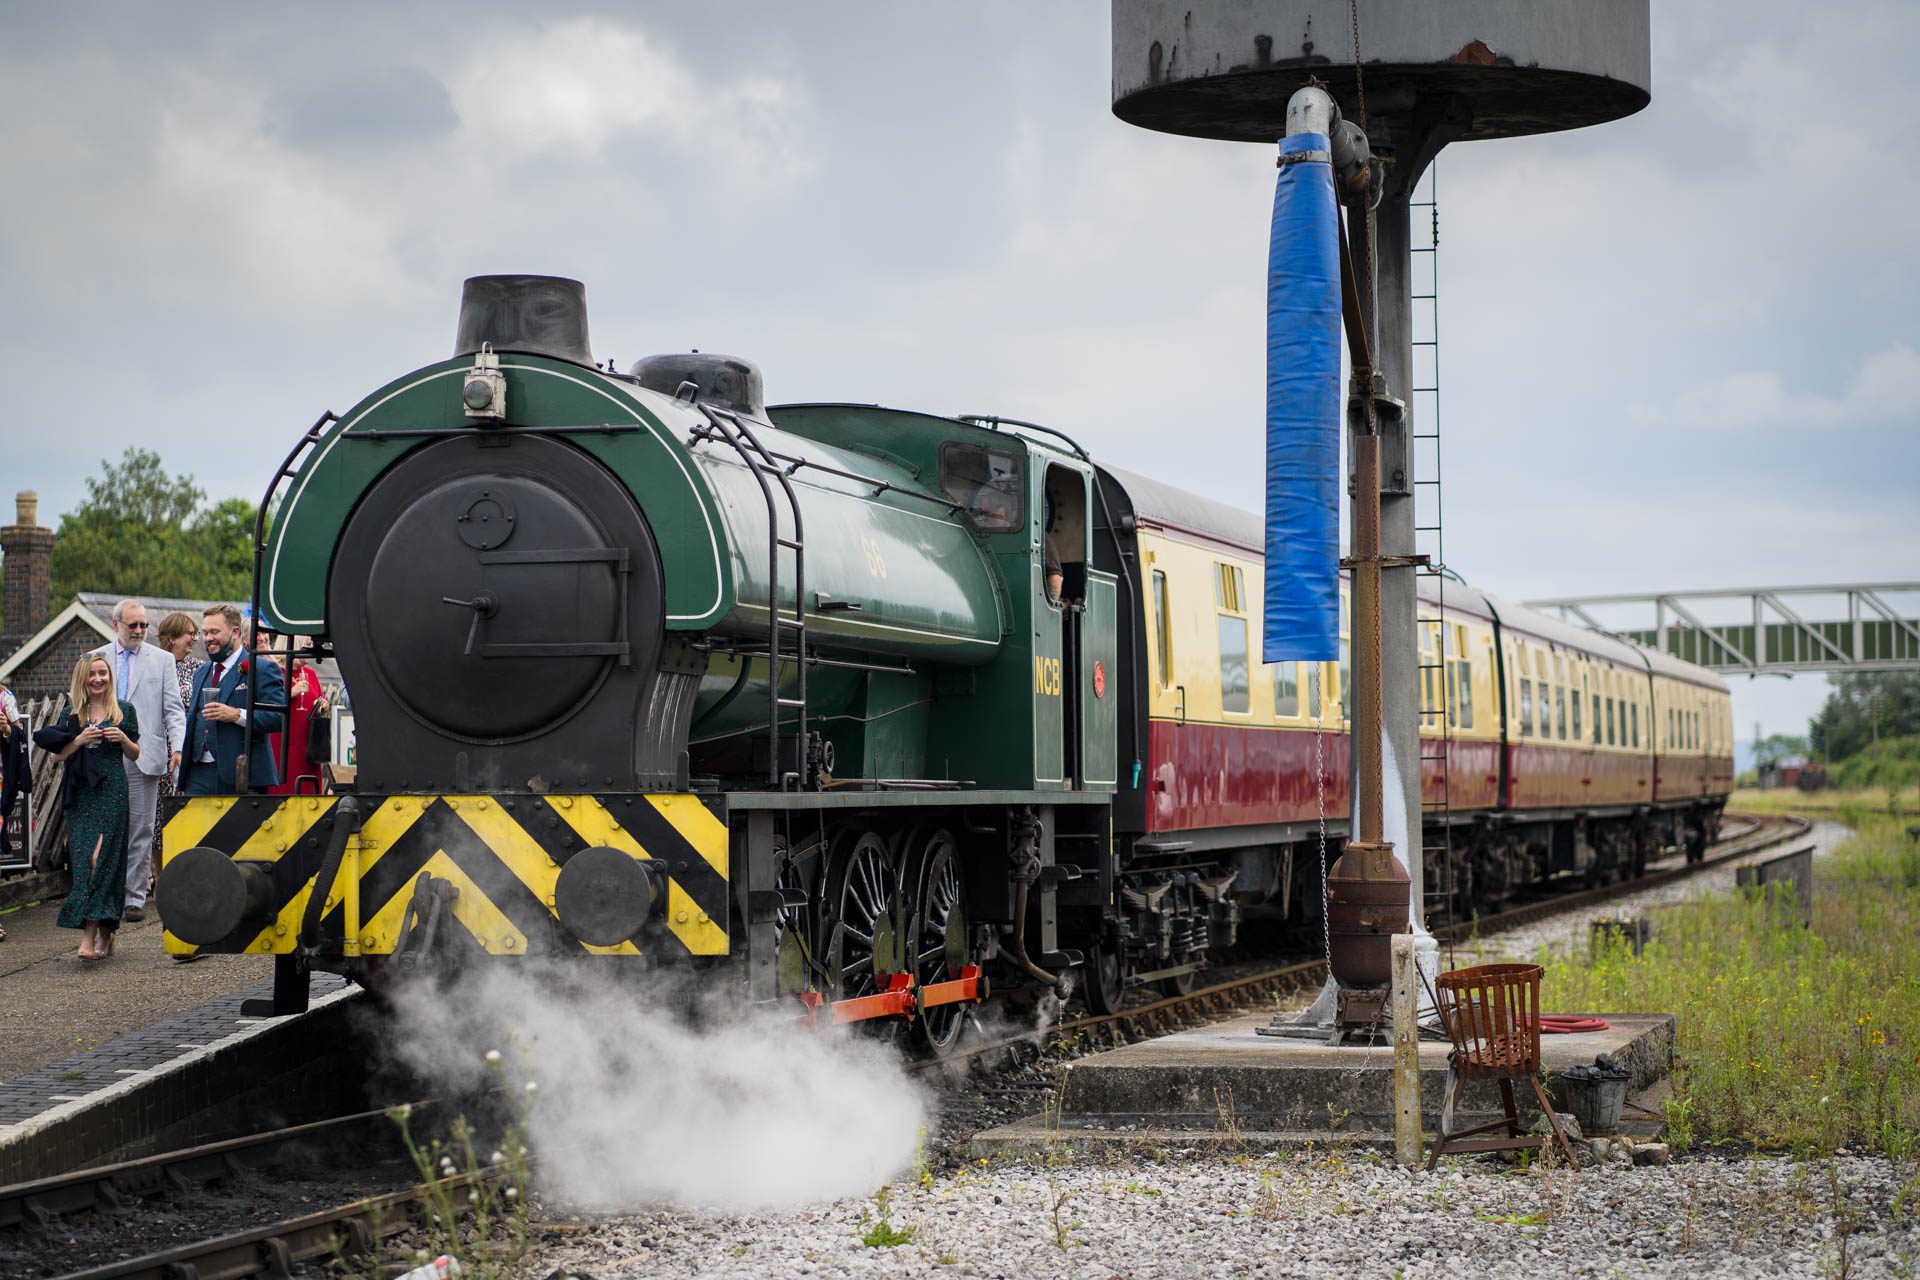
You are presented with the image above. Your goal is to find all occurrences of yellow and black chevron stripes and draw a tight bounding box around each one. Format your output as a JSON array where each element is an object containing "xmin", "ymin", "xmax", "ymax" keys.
[{"xmin": 159, "ymin": 794, "xmax": 729, "ymax": 959}]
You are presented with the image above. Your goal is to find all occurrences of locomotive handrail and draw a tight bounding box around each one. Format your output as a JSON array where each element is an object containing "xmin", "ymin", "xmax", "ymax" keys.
[
  {"xmin": 238, "ymin": 411, "xmax": 337, "ymax": 793},
  {"xmin": 686, "ymin": 423, "xmax": 969, "ymax": 516},
  {"xmin": 693, "ymin": 407, "xmax": 812, "ymax": 787},
  {"xmin": 346, "ymin": 422, "xmax": 649, "ymax": 440},
  {"xmin": 956, "ymin": 414, "xmax": 1091, "ymax": 460}
]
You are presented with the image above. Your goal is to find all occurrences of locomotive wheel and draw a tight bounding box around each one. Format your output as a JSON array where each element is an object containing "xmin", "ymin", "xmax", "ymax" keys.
[
  {"xmin": 904, "ymin": 828, "xmax": 971, "ymax": 1055},
  {"xmin": 1082, "ymin": 944, "xmax": 1125, "ymax": 1016},
  {"xmin": 823, "ymin": 830, "xmax": 904, "ymax": 1011}
]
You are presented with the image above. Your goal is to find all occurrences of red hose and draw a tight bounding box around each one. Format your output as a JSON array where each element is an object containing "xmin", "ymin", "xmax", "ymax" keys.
[{"xmin": 1536, "ymin": 1015, "xmax": 1610, "ymax": 1034}]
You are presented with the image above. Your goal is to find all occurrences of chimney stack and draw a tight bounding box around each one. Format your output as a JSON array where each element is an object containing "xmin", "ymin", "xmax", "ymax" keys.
[{"xmin": 2, "ymin": 491, "xmax": 54, "ymax": 656}]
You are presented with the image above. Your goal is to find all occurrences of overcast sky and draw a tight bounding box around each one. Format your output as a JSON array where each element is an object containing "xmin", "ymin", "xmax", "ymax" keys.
[{"xmin": 3, "ymin": 2, "xmax": 1913, "ymax": 742}]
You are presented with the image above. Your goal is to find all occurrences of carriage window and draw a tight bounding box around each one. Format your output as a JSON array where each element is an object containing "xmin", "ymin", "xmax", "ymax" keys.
[
  {"xmin": 1519, "ymin": 678, "xmax": 1534, "ymax": 736},
  {"xmin": 1338, "ymin": 636, "xmax": 1351, "ymax": 722},
  {"xmin": 1273, "ymin": 662, "xmax": 1300, "ymax": 718},
  {"xmin": 1555, "ymin": 688, "xmax": 1568, "ymax": 741},
  {"xmin": 1453, "ymin": 659, "xmax": 1474, "ymax": 730},
  {"xmin": 1307, "ymin": 664, "xmax": 1322, "ymax": 723},
  {"xmin": 939, "ymin": 442, "xmax": 1023, "ymax": 533},
  {"xmin": 1631, "ymin": 703, "xmax": 1640, "ymax": 747},
  {"xmin": 1570, "ymin": 685, "xmax": 1583, "ymax": 742},
  {"xmin": 1605, "ymin": 696, "xmax": 1616, "ymax": 745},
  {"xmin": 1592, "ymin": 693, "xmax": 1601, "ymax": 744},
  {"xmin": 1152, "ymin": 570, "xmax": 1172, "ymax": 689},
  {"xmin": 1218, "ymin": 616, "xmax": 1250, "ymax": 714}
]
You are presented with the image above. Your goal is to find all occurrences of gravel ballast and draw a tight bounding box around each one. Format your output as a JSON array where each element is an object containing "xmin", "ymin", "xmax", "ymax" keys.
[{"xmin": 529, "ymin": 1149, "xmax": 1917, "ymax": 1279}]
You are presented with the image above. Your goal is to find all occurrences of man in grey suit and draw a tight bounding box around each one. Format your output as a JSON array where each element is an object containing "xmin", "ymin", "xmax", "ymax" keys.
[{"xmin": 94, "ymin": 599, "xmax": 186, "ymax": 922}]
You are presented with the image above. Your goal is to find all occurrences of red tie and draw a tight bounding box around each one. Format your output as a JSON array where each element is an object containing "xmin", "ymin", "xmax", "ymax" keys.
[{"xmin": 211, "ymin": 662, "xmax": 224, "ymax": 688}]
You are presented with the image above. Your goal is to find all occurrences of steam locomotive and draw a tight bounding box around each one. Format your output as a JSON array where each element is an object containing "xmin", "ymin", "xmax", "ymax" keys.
[{"xmin": 157, "ymin": 275, "xmax": 1734, "ymax": 1043}]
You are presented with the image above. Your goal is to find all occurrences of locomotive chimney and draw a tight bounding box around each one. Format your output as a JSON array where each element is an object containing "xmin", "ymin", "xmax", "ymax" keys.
[{"xmin": 455, "ymin": 275, "xmax": 595, "ymax": 367}]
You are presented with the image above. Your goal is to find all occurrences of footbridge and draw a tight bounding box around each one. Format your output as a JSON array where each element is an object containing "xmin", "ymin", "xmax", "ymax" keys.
[{"xmin": 1524, "ymin": 584, "xmax": 1920, "ymax": 676}]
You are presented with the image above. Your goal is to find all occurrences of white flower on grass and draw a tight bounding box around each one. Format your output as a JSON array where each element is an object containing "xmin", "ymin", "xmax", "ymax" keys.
[
  {"xmin": 505, "ymin": 1186, "xmax": 520, "ymax": 1200},
  {"xmin": 485, "ymin": 1049, "xmax": 502, "ymax": 1064},
  {"xmin": 524, "ymin": 1080, "xmax": 539, "ymax": 1095},
  {"xmin": 490, "ymin": 1149, "xmax": 506, "ymax": 1164}
]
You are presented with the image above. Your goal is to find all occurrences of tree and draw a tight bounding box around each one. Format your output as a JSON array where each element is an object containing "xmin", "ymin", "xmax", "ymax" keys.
[
  {"xmin": 48, "ymin": 450, "xmax": 256, "ymax": 602},
  {"xmin": 1752, "ymin": 732, "xmax": 1808, "ymax": 770},
  {"xmin": 1809, "ymin": 671, "xmax": 1920, "ymax": 762}
]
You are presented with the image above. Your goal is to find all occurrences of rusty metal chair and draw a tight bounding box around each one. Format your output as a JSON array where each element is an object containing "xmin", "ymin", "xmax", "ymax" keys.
[{"xmin": 1427, "ymin": 963, "xmax": 1580, "ymax": 1170}]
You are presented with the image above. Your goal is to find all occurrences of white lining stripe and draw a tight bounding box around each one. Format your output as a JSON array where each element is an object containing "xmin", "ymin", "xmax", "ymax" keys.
[{"xmin": 266, "ymin": 365, "xmax": 725, "ymax": 627}]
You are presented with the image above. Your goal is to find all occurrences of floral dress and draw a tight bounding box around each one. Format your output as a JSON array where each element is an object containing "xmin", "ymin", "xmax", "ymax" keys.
[{"xmin": 57, "ymin": 701, "xmax": 137, "ymax": 931}]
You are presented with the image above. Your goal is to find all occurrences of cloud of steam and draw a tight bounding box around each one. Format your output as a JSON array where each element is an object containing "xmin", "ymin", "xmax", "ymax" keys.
[{"xmin": 383, "ymin": 963, "xmax": 927, "ymax": 1211}]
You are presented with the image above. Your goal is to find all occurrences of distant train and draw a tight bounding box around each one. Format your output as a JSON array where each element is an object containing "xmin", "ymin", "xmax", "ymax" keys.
[{"xmin": 156, "ymin": 275, "xmax": 1733, "ymax": 1044}]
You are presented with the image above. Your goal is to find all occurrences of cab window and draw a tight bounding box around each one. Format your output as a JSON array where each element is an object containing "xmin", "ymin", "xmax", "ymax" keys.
[{"xmin": 939, "ymin": 442, "xmax": 1023, "ymax": 533}]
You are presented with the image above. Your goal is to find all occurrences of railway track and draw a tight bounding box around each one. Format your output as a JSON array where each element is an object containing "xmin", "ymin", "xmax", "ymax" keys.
[
  {"xmin": 8, "ymin": 814, "xmax": 1809, "ymax": 1278},
  {"xmin": 0, "ymin": 1098, "xmax": 520, "ymax": 1280},
  {"xmin": 916, "ymin": 810, "xmax": 1813, "ymax": 1077}
]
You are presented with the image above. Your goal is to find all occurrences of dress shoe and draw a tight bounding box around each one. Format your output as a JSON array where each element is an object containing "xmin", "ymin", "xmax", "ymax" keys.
[{"xmin": 124, "ymin": 907, "xmax": 146, "ymax": 923}]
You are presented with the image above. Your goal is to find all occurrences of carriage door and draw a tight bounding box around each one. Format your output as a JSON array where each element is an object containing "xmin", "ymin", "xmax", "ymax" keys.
[{"xmin": 1044, "ymin": 464, "xmax": 1089, "ymax": 788}]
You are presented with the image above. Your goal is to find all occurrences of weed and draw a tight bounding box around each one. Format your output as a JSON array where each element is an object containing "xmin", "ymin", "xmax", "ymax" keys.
[
  {"xmin": 1048, "ymin": 1184, "xmax": 1076, "ymax": 1250},
  {"xmin": 859, "ymin": 1185, "xmax": 917, "ymax": 1248},
  {"xmin": 53, "ymin": 1070, "xmax": 84, "ymax": 1082},
  {"xmin": 1213, "ymin": 1085, "xmax": 1244, "ymax": 1152},
  {"xmin": 384, "ymin": 1068, "xmax": 534, "ymax": 1280}
]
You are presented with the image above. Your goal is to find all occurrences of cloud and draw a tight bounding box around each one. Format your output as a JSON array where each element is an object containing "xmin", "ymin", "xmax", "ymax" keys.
[
  {"xmin": 1625, "ymin": 343, "xmax": 1920, "ymax": 430},
  {"xmin": 449, "ymin": 17, "xmax": 812, "ymax": 182},
  {"xmin": 270, "ymin": 65, "xmax": 459, "ymax": 150}
]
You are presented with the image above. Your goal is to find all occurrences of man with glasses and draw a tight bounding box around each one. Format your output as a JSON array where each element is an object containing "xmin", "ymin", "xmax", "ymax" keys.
[{"xmin": 92, "ymin": 599, "xmax": 186, "ymax": 922}]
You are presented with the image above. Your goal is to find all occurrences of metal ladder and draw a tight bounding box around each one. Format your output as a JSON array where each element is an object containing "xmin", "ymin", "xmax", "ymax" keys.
[
  {"xmin": 1408, "ymin": 163, "xmax": 1459, "ymax": 932},
  {"xmin": 691, "ymin": 409, "xmax": 811, "ymax": 787}
]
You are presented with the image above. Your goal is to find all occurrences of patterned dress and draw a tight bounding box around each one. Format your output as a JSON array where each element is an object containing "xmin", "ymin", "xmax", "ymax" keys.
[{"xmin": 58, "ymin": 700, "xmax": 138, "ymax": 931}]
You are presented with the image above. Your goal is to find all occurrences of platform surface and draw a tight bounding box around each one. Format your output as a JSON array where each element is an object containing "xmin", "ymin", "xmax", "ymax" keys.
[
  {"xmin": 0, "ymin": 895, "xmax": 347, "ymax": 1134},
  {"xmin": 974, "ymin": 1009, "xmax": 1672, "ymax": 1159}
]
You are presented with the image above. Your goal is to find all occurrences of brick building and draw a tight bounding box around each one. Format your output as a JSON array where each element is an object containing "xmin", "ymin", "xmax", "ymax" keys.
[{"xmin": 0, "ymin": 594, "xmax": 226, "ymax": 701}]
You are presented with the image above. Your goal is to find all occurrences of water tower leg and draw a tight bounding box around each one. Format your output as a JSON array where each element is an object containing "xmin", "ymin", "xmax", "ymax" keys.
[{"xmin": 1368, "ymin": 183, "xmax": 1425, "ymax": 929}]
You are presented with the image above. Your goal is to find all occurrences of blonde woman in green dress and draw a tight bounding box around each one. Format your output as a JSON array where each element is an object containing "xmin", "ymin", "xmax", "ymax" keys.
[{"xmin": 47, "ymin": 655, "xmax": 141, "ymax": 960}]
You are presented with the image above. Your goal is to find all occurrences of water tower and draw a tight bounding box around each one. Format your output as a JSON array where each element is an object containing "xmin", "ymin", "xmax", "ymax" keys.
[{"xmin": 1111, "ymin": 1, "xmax": 1651, "ymax": 935}]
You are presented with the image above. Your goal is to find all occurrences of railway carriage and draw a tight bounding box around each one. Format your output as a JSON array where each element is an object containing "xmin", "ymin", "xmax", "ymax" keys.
[{"xmin": 156, "ymin": 275, "xmax": 1733, "ymax": 1034}]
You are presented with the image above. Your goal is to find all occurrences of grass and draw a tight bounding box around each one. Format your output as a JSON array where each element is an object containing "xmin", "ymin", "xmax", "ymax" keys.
[
  {"xmin": 1733, "ymin": 786, "xmax": 1920, "ymax": 820},
  {"xmin": 1538, "ymin": 814, "xmax": 1920, "ymax": 1157}
]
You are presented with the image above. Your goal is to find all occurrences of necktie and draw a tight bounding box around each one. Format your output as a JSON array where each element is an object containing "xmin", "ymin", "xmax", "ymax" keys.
[{"xmin": 203, "ymin": 663, "xmax": 224, "ymax": 754}]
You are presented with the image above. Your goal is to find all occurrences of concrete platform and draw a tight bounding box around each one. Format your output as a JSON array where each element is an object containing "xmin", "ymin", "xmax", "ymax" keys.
[{"xmin": 972, "ymin": 1010, "xmax": 1673, "ymax": 1160}]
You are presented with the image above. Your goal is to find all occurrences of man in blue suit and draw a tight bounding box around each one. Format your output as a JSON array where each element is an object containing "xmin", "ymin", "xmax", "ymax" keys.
[{"xmin": 177, "ymin": 604, "xmax": 286, "ymax": 795}]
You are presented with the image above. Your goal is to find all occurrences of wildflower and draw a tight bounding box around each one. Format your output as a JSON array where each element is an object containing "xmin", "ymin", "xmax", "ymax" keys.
[
  {"xmin": 491, "ymin": 1150, "xmax": 506, "ymax": 1164},
  {"xmin": 485, "ymin": 1049, "xmax": 503, "ymax": 1064},
  {"xmin": 505, "ymin": 1186, "xmax": 519, "ymax": 1200},
  {"xmin": 525, "ymin": 1080, "xmax": 539, "ymax": 1095}
]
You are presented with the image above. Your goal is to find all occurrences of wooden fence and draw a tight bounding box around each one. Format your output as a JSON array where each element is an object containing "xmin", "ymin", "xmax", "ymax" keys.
[{"xmin": 0, "ymin": 695, "xmax": 73, "ymax": 872}]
